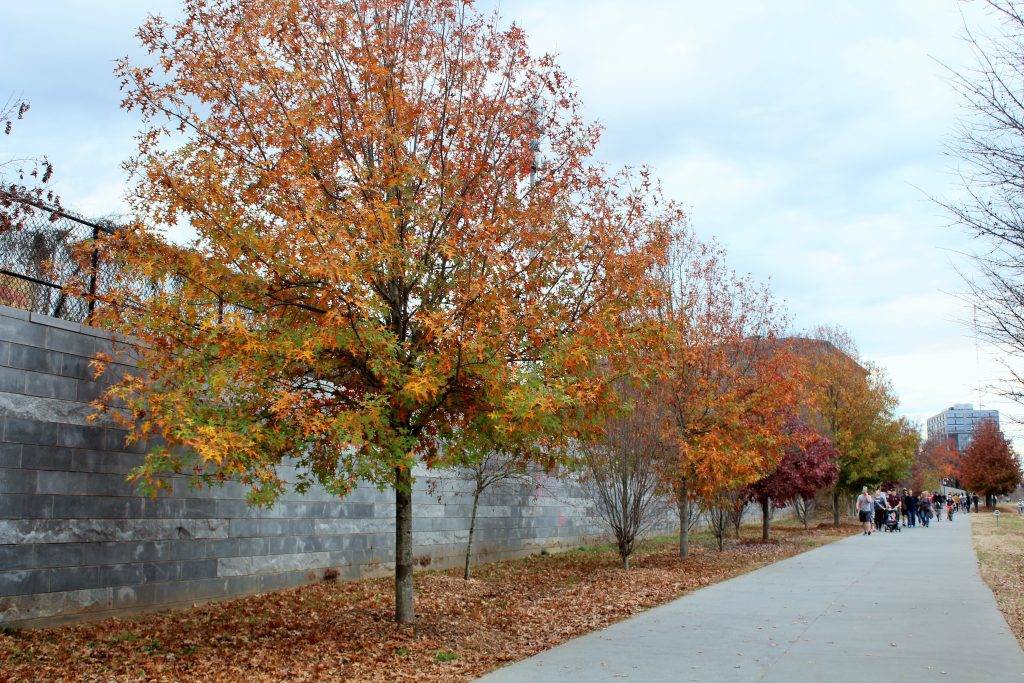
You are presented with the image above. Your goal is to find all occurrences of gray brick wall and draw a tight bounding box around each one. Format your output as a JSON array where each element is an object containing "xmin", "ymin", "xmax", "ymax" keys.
[{"xmin": 0, "ymin": 306, "xmax": 626, "ymax": 627}]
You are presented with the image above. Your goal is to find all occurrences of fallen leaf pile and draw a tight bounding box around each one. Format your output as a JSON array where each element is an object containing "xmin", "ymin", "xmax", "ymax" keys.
[{"xmin": 0, "ymin": 523, "xmax": 856, "ymax": 682}]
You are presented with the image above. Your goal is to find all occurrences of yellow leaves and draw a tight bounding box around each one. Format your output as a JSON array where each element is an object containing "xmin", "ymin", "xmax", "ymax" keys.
[{"xmin": 401, "ymin": 367, "xmax": 443, "ymax": 404}]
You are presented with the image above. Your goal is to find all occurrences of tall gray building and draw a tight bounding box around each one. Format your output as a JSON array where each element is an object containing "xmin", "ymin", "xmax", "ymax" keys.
[{"xmin": 926, "ymin": 403, "xmax": 1000, "ymax": 452}]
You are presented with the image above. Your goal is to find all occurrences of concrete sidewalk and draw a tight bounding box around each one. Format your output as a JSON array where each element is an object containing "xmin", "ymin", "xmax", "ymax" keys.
[{"xmin": 479, "ymin": 514, "xmax": 1024, "ymax": 682}]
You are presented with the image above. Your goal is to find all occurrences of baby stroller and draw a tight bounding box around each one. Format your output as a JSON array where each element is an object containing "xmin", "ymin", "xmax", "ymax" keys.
[{"xmin": 884, "ymin": 510, "xmax": 901, "ymax": 532}]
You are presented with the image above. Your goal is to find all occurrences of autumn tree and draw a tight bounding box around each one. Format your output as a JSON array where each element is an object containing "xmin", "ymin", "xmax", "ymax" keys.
[
  {"xmin": 803, "ymin": 326, "xmax": 917, "ymax": 524},
  {"xmin": 744, "ymin": 422, "xmax": 839, "ymax": 541},
  {"xmin": 581, "ymin": 380, "xmax": 668, "ymax": 570},
  {"xmin": 100, "ymin": 0, "xmax": 671, "ymax": 623},
  {"xmin": 656, "ymin": 232, "xmax": 799, "ymax": 556},
  {"xmin": 911, "ymin": 435, "xmax": 958, "ymax": 492},
  {"xmin": 958, "ymin": 420, "xmax": 1023, "ymax": 506}
]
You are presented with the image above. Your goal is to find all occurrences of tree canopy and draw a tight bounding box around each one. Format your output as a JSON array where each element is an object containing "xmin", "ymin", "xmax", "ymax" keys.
[
  {"xmin": 959, "ymin": 420, "xmax": 1023, "ymax": 500},
  {"xmin": 745, "ymin": 422, "xmax": 840, "ymax": 510},
  {"xmin": 98, "ymin": 0, "xmax": 672, "ymax": 623}
]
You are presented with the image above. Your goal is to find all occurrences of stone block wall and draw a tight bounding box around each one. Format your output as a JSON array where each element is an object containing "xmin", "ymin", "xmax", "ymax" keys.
[{"xmin": 0, "ymin": 306, "xmax": 625, "ymax": 627}]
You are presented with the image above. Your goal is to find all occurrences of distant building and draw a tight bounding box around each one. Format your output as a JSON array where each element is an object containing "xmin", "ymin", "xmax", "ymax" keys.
[{"xmin": 926, "ymin": 403, "xmax": 1000, "ymax": 452}]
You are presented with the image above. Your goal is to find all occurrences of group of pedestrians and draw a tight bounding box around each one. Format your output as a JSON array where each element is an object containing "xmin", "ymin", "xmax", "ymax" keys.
[{"xmin": 856, "ymin": 486, "xmax": 980, "ymax": 535}]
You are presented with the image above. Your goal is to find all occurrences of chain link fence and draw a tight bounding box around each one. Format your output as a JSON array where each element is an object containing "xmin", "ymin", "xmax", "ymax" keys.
[{"xmin": 0, "ymin": 192, "xmax": 118, "ymax": 323}]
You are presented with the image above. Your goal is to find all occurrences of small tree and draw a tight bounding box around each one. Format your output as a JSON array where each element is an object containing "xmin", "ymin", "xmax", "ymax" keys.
[
  {"xmin": 745, "ymin": 423, "xmax": 840, "ymax": 541},
  {"xmin": 703, "ymin": 494, "xmax": 734, "ymax": 552},
  {"xmin": 459, "ymin": 449, "xmax": 528, "ymax": 580},
  {"xmin": 656, "ymin": 232, "xmax": 798, "ymax": 557},
  {"xmin": 726, "ymin": 491, "xmax": 747, "ymax": 539},
  {"xmin": 792, "ymin": 495, "xmax": 815, "ymax": 529},
  {"xmin": 959, "ymin": 420, "xmax": 1023, "ymax": 507},
  {"xmin": 582, "ymin": 385, "xmax": 666, "ymax": 569},
  {"xmin": 804, "ymin": 327, "xmax": 917, "ymax": 525}
]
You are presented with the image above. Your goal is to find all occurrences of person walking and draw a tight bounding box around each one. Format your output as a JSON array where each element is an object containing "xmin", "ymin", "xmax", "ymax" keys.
[
  {"xmin": 887, "ymin": 488, "xmax": 902, "ymax": 528},
  {"xmin": 907, "ymin": 490, "xmax": 918, "ymax": 527},
  {"xmin": 973, "ymin": 494, "xmax": 980, "ymax": 512},
  {"xmin": 933, "ymin": 492, "xmax": 944, "ymax": 523},
  {"xmin": 873, "ymin": 488, "xmax": 889, "ymax": 532},
  {"xmin": 946, "ymin": 496, "xmax": 954, "ymax": 521},
  {"xmin": 857, "ymin": 486, "xmax": 875, "ymax": 535},
  {"xmin": 923, "ymin": 492, "xmax": 935, "ymax": 527}
]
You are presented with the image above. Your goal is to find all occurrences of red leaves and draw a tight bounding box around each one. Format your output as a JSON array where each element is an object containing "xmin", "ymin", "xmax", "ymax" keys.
[
  {"xmin": 744, "ymin": 422, "xmax": 840, "ymax": 508},
  {"xmin": 958, "ymin": 420, "xmax": 1023, "ymax": 497}
]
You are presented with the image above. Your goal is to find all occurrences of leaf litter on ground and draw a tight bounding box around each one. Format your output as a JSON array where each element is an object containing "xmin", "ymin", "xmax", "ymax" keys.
[{"xmin": 0, "ymin": 522, "xmax": 856, "ymax": 682}]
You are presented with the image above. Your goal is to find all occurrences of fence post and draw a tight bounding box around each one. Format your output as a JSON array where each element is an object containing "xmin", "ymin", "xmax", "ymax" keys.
[{"xmin": 86, "ymin": 225, "xmax": 99, "ymax": 324}]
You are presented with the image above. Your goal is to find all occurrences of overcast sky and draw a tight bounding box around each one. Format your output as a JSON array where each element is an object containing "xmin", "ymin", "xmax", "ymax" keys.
[{"xmin": 0, "ymin": 1, "xmax": 1015, "ymax": 436}]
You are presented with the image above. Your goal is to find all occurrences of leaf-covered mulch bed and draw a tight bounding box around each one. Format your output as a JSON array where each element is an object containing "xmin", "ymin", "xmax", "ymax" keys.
[
  {"xmin": 0, "ymin": 522, "xmax": 855, "ymax": 682},
  {"xmin": 971, "ymin": 506, "xmax": 1024, "ymax": 650}
]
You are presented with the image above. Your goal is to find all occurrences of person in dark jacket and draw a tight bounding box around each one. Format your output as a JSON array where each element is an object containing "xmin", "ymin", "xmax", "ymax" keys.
[
  {"xmin": 873, "ymin": 489, "xmax": 890, "ymax": 531},
  {"xmin": 973, "ymin": 494, "xmax": 980, "ymax": 512},
  {"xmin": 919, "ymin": 491, "xmax": 933, "ymax": 527},
  {"xmin": 907, "ymin": 490, "xmax": 918, "ymax": 527}
]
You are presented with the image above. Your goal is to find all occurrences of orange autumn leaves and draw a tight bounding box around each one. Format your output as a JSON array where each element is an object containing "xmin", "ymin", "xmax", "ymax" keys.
[
  {"xmin": 89, "ymin": 0, "xmax": 817, "ymax": 621},
  {"xmin": 97, "ymin": 0, "xmax": 672, "ymax": 507},
  {"xmin": 644, "ymin": 235, "xmax": 806, "ymax": 504}
]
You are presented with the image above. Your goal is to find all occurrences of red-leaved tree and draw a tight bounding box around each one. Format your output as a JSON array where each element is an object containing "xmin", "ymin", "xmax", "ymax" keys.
[
  {"xmin": 958, "ymin": 420, "xmax": 1023, "ymax": 507},
  {"xmin": 745, "ymin": 422, "xmax": 840, "ymax": 540}
]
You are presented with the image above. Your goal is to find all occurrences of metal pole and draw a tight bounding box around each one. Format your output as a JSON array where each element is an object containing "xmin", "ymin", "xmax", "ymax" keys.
[{"xmin": 86, "ymin": 225, "xmax": 99, "ymax": 324}]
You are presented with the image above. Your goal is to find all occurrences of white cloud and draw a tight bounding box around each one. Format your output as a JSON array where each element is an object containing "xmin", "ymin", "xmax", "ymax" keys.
[{"xmin": 4, "ymin": 0, "xmax": 1019, "ymax": 437}]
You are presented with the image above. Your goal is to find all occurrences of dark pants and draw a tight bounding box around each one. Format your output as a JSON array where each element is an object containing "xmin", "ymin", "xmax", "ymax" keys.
[
  {"xmin": 907, "ymin": 508, "xmax": 917, "ymax": 526},
  {"xmin": 874, "ymin": 508, "xmax": 886, "ymax": 530}
]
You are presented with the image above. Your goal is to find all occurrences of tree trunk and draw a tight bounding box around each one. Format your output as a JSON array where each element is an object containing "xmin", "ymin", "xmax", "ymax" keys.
[
  {"xmin": 395, "ymin": 467, "xmax": 414, "ymax": 624},
  {"xmin": 463, "ymin": 488, "xmax": 481, "ymax": 580},
  {"xmin": 677, "ymin": 477, "xmax": 689, "ymax": 558},
  {"xmin": 832, "ymin": 487, "xmax": 840, "ymax": 527},
  {"xmin": 761, "ymin": 497, "xmax": 770, "ymax": 542}
]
